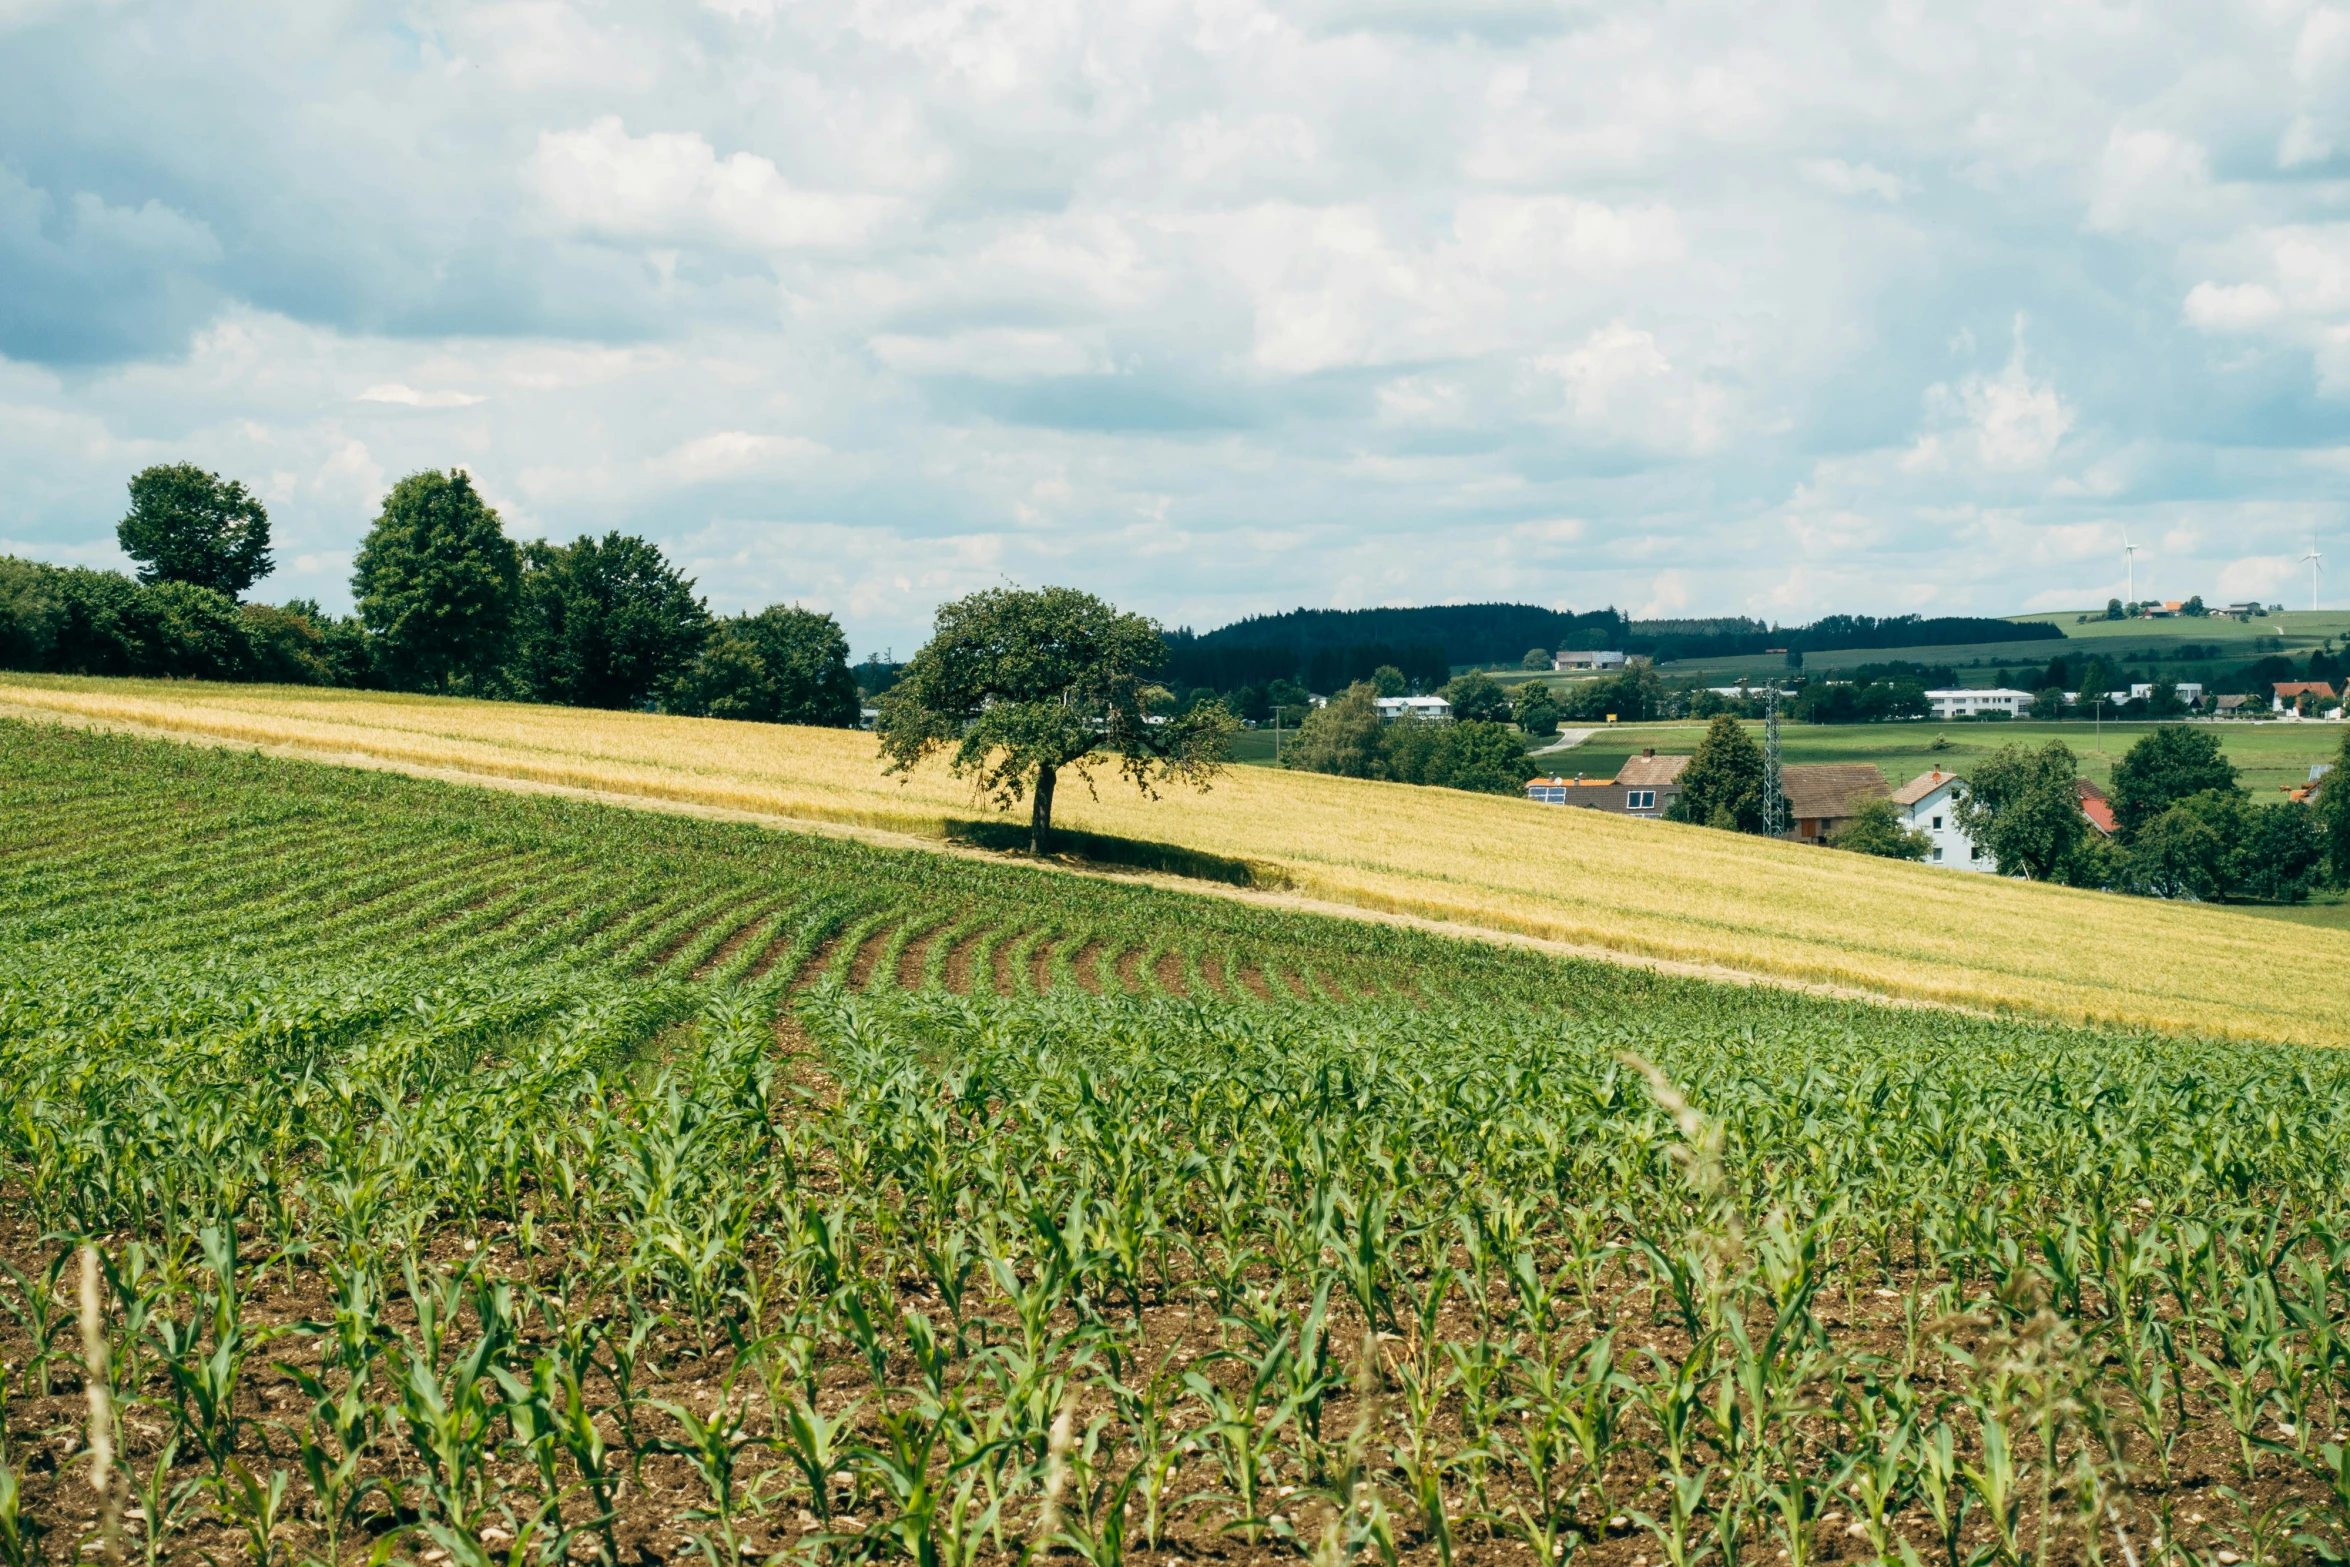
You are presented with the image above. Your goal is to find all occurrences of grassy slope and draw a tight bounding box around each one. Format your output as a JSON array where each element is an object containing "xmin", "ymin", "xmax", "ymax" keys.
[{"xmin": 8, "ymin": 673, "xmax": 2350, "ymax": 1042}]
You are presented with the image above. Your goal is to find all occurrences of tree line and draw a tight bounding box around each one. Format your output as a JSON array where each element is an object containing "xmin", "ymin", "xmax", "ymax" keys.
[{"xmin": 0, "ymin": 464, "xmax": 862, "ymax": 726}]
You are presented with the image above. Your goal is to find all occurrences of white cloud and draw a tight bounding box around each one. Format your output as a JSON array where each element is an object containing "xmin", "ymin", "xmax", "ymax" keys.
[
  {"xmin": 8, "ymin": 0, "xmax": 2350, "ymax": 648},
  {"xmin": 869, "ymin": 329, "xmax": 1108, "ymax": 380},
  {"xmin": 358, "ymin": 384, "xmax": 486, "ymax": 407},
  {"xmin": 1799, "ymin": 158, "xmax": 1908, "ymax": 200},
  {"xmin": 525, "ymin": 116, "xmax": 896, "ymax": 251}
]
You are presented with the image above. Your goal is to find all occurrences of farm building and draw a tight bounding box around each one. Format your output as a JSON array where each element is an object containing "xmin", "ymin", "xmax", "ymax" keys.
[
  {"xmin": 2077, "ymin": 778, "xmax": 2117, "ymax": 836},
  {"xmin": 1372, "ymin": 695, "xmax": 1452, "ymax": 722},
  {"xmin": 1552, "ymin": 650, "xmax": 1627, "ymax": 671},
  {"xmin": 1781, "ymin": 763, "xmax": 1889, "ymax": 844},
  {"xmin": 1925, "ymin": 688, "xmax": 2035, "ymax": 719},
  {"xmin": 1523, "ymin": 749, "xmax": 1687, "ymax": 816}
]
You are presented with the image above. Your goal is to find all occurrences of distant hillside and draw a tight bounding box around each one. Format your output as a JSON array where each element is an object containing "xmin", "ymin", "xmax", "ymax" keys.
[{"xmin": 1166, "ymin": 604, "xmax": 2060, "ymax": 692}]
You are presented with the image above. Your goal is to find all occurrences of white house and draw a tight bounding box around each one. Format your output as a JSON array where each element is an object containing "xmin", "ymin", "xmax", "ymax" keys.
[
  {"xmin": 2128, "ymin": 683, "xmax": 2204, "ymax": 703},
  {"xmin": 1553, "ymin": 650, "xmax": 1627, "ymax": 671},
  {"xmin": 1373, "ymin": 695, "xmax": 1452, "ymax": 722},
  {"xmin": 1925, "ymin": 688, "xmax": 2035, "ymax": 720},
  {"xmin": 1890, "ymin": 769, "xmax": 1993, "ymax": 871}
]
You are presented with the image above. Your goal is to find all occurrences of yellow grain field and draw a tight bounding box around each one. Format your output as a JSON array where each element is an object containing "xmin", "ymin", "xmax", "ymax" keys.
[{"xmin": 8, "ymin": 673, "xmax": 2340, "ymax": 1043}]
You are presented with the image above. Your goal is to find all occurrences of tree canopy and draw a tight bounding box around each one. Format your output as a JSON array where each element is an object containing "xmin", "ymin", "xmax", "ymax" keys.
[
  {"xmin": 1669, "ymin": 715, "xmax": 1783, "ymax": 833},
  {"xmin": 1827, "ymin": 797, "xmax": 1930, "ymax": 860},
  {"xmin": 116, "ymin": 463, "xmax": 274, "ymax": 598},
  {"xmin": 1953, "ymin": 740, "xmax": 2083, "ymax": 880},
  {"xmin": 876, "ymin": 586, "xmax": 1234, "ymax": 854},
  {"xmin": 671, "ymin": 604, "xmax": 861, "ymax": 727},
  {"xmin": 1440, "ymin": 669, "xmax": 1509, "ymax": 722},
  {"xmin": 514, "ymin": 532, "xmax": 709, "ymax": 710},
  {"xmin": 351, "ymin": 470, "xmax": 520, "ymax": 693},
  {"xmin": 2108, "ymin": 725, "xmax": 2239, "ymax": 840}
]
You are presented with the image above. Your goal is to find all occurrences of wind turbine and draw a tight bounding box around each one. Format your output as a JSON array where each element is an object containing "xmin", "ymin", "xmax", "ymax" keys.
[
  {"xmin": 2121, "ymin": 527, "xmax": 2139, "ymax": 604},
  {"xmin": 2304, "ymin": 540, "xmax": 2325, "ymax": 613}
]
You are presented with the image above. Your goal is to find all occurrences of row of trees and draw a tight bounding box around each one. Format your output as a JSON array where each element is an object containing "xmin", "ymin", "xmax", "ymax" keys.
[
  {"xmin": 1277, "ymin": 684, "xmax": 1534, "ymax": 794},
  {"xmin": 0, "ymin": 465, "xmax": 862, "ymax": 727}
]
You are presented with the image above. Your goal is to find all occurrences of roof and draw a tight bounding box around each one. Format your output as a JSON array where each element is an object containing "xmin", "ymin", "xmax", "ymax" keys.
[
  {"xmin": 1781, "ymin": 763, "xmax": 1890, "ymax": 821},
  {"xmin": 1924, "ymin": 687, "xmax": 2037, "ymax": 700},
  {"xmin": 2075, "ymin": 778, "xmax": 2118, "ymax": 836},
  {"xmin": 2276, "ymin": 682, "xmax": 2338, "ymax": 698},
  {"xmin": 1890, "ymin": 768, "xmax": 1962, "ymax": 807},
  {"xmin": 1374, "ymin": 695, "xmax": 1451, "ymax": 710},
  {"xmin": 1616, "ymin": 753, "xmax": 1691, "ymax": 786}
]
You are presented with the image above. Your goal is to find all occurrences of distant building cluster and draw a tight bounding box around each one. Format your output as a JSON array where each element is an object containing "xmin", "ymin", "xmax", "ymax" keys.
[{"xmin": 1522, "ymin": 750, "xmax": 2123, "ymax": 870}]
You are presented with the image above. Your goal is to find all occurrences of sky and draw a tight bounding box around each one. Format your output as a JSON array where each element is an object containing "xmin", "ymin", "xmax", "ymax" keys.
[{"xmin": 4, "ymin": 0, "xmax": 2350, "ymax": 656}]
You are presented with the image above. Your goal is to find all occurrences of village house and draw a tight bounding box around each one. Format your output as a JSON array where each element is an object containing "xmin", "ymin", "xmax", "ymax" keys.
[
  {"xmin": 2076, "ymin": 778, "xmax": 2117, "ymax": 836},
  {"xmin": 1523, "ymin": 749, "xmax": 1687, "ymax": 816},
  {"xmin": 1889, "ymin": 768, "xmax": 1988, "ymax": 869},
  {"xmin": 1781, "ymin": 763, "xmax": 1888, "ymax": 844},
  {"xmin": 1372, "ymin": 695, "xmax": 1452, "ymax": 722},
  {"xmin": 2274, "ymin": 681, "xmax": 2339, "ymax": 715},
  {"xmin": 1552, "ymin": 650, "xmax": 1627, "ymax": 671}
]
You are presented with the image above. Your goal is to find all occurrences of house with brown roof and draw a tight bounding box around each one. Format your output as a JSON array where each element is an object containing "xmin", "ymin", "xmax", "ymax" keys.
[
  {"xmin": 1780, "ymin": 763, "xmax": 1889, "ymax": 844},
  {"xmin": 1523, "ymin": 749, "xmax": 1688, "ymax": 817},
  {"xmin": 2275, "ymin": 681, "xmax": 2338, "ymax": 713}
]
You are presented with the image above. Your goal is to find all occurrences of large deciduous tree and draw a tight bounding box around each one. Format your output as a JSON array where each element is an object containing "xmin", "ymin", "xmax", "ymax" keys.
[
  {"xmin": 670, "ymin": 604, "xmax": 861, "ymax": 727},
  {"xmin": 117, "ymin": 463, "xmax": 274, "ymax": 597},
  {"xmin": 1280, "ymin": 683, "xmax": 1387, "ymax": 778},
  {"xmin": 2108, "ymin": 725, "xmax": 2239, "ymax": 840},
  {"xmin": 877, "ymin": 586, "xmax": 1234, "ymax": 854},
  {"xmin": 351, "ymin": 470, "xmax": 520, "ymax": 693},
  {"xmin": 1669, "ymin": 714, "xmax": 1785, "ymax": 833},
  {"xmin": 1953, "ymin": 740, "xmax": 2084, "ymax": 879},
  {"xmin": 1440, "ymin": 669, "xmax": 1509, "ymax": 723},
  {"xmin": 513, "ymin": 532, "xmax": 710, "ymax": 709}
]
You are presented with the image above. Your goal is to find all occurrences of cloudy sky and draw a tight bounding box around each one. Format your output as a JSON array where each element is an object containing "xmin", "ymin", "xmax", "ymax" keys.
[{"xmin": 4, "ymin": 0, "xmax": 2349, "ymax": 653}]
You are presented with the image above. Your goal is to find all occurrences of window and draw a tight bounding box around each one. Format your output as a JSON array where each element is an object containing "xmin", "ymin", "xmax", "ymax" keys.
[
  {"xmin": 1970, "ymin": 845, "xmax": 1982, "ymax": 860},
  {"xmin": 1932, "ymin": 846, "xmax": 1943, "ymax": 861},
  {"xmin": 1930, "ymin": 815, "xmax": 1942, "ymax": 830},
  {"xmin": 1626, "ymin": 790, "xmax": 1656, "ymax": 810}
]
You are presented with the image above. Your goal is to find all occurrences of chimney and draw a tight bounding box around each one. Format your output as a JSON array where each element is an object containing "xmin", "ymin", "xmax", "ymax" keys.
[{"xmin": 1643, "ymin": 747, "xmax": 1655, "ymax": 758}]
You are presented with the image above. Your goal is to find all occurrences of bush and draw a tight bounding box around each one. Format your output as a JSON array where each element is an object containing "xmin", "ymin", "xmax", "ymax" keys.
[{"xmin": 1826, "ymin": 798, "xmax": 1930, "ymax": 859}]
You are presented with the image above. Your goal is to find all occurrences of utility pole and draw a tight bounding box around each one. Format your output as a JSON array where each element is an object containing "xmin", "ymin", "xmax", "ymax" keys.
[{"xmin": 1761, "ymin": 684, "xmax": 1784, "ymax": 839}]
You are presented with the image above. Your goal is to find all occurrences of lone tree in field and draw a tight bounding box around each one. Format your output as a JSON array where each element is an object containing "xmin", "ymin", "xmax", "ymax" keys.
[
  {"xmin": 877, "ymin": 586, "xmax": 1235, "ymax": 855},
  {"xmin": 117, "ymin": 463, "xmax": 274, "ymax": 597}
]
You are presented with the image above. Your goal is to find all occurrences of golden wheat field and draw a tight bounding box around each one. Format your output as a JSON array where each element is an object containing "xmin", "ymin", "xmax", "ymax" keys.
[{"xmin": 9, "ymin": 671, "xmax": 2341, "ymax": 1043}]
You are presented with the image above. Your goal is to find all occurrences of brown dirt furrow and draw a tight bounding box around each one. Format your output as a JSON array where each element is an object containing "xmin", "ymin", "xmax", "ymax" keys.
[
  {"xmin": 1280, "ymin": 966, "xmax": 1313, "ymax": 1000},
  {"xmin": 1070, "ymin": 939, "xmax": 1105, "ymax": 994},
  {"xmin": 1195, "ymin": 952, "xmax": 1229, "ymax": 998},
  {"xmin": 1236, "ymin": 963, "xmax": 1274, "ymax": 1002},
  {"xmin": 897, "ymin": 922, "xmax": 945, "ymax": 991},
  {"xmin": 743, "ymin": 920, "xmax": 805, "ymax": 981},
  {"xmin": 845, "ymin": 921, "xmax": 900, "ymax": 991},
  {"xmin": 1153, "ymin": 950, "xmax": 1190, "ymax": 998},
  {"xmin": 692, "ymin": 912, "xmax": 773, "ymax": 980},
  {"xmin": 648, "ymin": 906, "xmax": 733, "ymax": 971},
  {"xmin": 1030, "ymin": 937, "xmax": 1057, "ymax": 994},
  {"xmin": 789, "ymin": 922, "xmax": 863, "ymax": 992},
  {"xmin": 943, "ymin": 928, "xmax": 988, "ymax": 995},
  {"xmin": 991, "ymin": 934, "xmax": 1021, "ymax": 996},
  {"xmin": 1113, "ymin": 945, "xmax": 1145, "ymax": 994}
]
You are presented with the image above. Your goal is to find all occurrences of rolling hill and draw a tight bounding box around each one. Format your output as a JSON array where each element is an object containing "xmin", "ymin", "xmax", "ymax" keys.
[{"xmin": 5, "ymin": 671, "xmax": 2344, "ymax": 1043}]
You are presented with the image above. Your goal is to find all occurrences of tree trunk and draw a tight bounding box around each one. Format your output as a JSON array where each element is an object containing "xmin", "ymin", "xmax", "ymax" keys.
[{"xmin": 1031, "ymin": 763, "xmax": 1057, "ymax": 855}]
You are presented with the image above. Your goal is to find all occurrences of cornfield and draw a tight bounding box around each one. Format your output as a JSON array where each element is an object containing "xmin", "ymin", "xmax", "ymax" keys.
[
  {"xmin": 3, "ymin": 675, "xmax": 2345, "ymax": 1042},
  {"xmin": 7, "ymin": 721, "xmax": 2350, "ymax": 1567}
]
